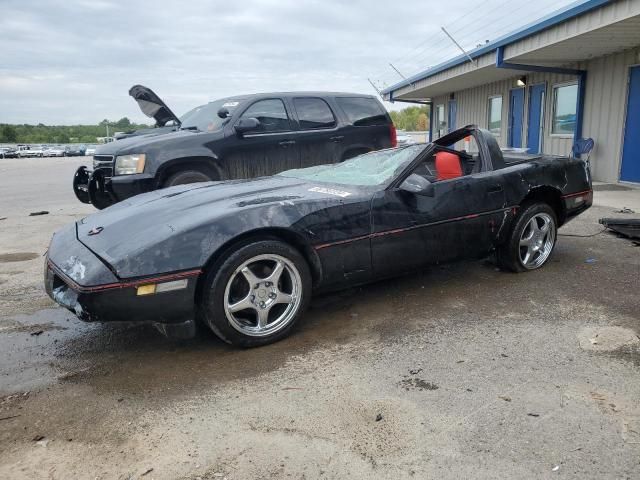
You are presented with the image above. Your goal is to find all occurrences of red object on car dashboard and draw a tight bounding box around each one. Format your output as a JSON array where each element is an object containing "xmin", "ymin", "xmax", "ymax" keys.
[{"xmin": 390, "ymin": 124, "xmax": 397, "ymax": 148}]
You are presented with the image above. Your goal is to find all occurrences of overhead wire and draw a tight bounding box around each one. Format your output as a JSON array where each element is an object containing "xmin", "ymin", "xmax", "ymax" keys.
[{"xmin": 373, "ymin": 0, "xmax": 574, "ymax": 87}]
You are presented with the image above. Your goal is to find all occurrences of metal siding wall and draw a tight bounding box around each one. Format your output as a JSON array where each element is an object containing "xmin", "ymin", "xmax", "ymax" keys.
[
  {"xmin": 582, "ymin": 48, "xmax": 640, "ymax": 182},
  {"xmin": 455, "ymin": 79, "xmax": 512, "ymax": 146},
  {"xmin": 504, "ymin": 0, "xmax": 640, "ymax": 58}
]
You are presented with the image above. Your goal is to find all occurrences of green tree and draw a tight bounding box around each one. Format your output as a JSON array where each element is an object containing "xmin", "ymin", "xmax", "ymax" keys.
[
  {"xmin": 389, "ymin": 105, "xmax": 430, "ymax": 131},
  {"xmin": 0, "ymin": 125, "xmax": 18, "ymax": 142},
  {"xmin": 417, "ymin": 113, "xmax": 428, "ymax": 131},
  {"xmin": 114, "ymin": 117, "xmax": 132, "ymax": 129}
]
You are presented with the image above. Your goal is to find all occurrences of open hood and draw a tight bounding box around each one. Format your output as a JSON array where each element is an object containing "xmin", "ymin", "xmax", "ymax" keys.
[{"xmin": 128, "ymin": 84, "xmax": 181, "ymax": 127}]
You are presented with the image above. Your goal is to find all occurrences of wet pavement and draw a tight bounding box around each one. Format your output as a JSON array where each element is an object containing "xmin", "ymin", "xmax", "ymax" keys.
[{"xmin": 0, "ymin": 158, "xmax": 639, "ymax": 479}]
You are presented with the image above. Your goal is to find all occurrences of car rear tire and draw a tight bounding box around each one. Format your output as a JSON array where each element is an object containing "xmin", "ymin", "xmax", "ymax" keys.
[
  {"xmin": 497, "ymin": 202, "xmax": 557, "ymax": 273},
  {"xmin": 199, "ymin": 240, "xmax": 312, "ymax": 347},
  {"xmin": 164, "ymin": 169, "xmax": 214, "ymax": 187}
]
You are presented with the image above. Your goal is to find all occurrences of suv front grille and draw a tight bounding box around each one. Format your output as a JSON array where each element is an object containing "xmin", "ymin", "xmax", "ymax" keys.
[{"xmin": 93, "ymin": 155, "xmax": 114, "ymax": 178}]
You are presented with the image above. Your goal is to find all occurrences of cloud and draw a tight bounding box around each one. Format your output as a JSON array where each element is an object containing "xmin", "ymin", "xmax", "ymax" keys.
[{"xmin": 0, "ymin": 0, "xmax": 577, "ymax": 124}]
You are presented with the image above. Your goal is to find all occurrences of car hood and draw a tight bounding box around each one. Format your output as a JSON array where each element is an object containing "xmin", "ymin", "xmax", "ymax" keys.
[
  {"xmin": 75, "ymin": 176, "xmax": 367, "ymax": 278},
  {"xmin": 129, "ymin": 84, "xmax": 181, "ymax": 127},
  {"xmin": 93, "ymin": 128, "xmax": 212, "ymax": 156}
]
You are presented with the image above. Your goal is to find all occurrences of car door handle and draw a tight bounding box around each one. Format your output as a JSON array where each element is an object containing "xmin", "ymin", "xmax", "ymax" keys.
[
  {"xmin": 278, "ymin": 140, "xmax": 296, "ymax": 147},
  {"xmin": 329, "ymin": 135, "xmax": 344, "ymax": 143},
  {"xmin": 487, "ymin": 184, "xmax": 503, "ymax": 193}
]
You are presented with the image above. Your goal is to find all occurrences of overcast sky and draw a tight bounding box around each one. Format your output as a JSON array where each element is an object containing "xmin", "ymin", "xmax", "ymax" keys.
[{"xmin": 0, "ymin": 0, "xmax": 578, "ymax": 125}]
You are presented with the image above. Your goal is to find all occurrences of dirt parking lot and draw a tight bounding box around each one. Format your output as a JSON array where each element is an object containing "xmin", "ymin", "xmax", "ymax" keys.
[{"xmin": 1, "ymin": 156, "xmax": 639, "ymax": 479}]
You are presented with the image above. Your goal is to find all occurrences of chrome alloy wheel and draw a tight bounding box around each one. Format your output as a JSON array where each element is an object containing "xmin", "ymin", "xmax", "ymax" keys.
[
  {"xmin": 519, "ymin": 212, "xmax": 556, "ymax": 269},
  {"xmin": 223, "ymin": 254, "xmax": 302, "ymax": 337}
]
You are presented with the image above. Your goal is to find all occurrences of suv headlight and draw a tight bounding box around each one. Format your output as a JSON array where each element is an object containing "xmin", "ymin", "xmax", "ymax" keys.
[{"xmin": 114, "ymin": 154, "xmax": 146, "ymax": 175}]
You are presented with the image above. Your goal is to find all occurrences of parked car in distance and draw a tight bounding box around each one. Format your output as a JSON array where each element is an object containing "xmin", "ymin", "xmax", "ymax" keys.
[
  {"xmin": 72, "ymin": 88, "xmax": 397, "ymax": 209},
  {"xmin": 18, "ymin": 145, "xmax": 44, "ymax": 157},
  {"xmin": 65, "ymin": 145, "xmax": 87, "ymax": 156},
  {"xmin": 47, "ymin": 125, "xmax": 592, "ymax": 347},
  {"xmin": 44, "ymin": 145, "xmax": 66, "ymax": 157},
  {"xmin": 396, "ymin": 130, "xmax": 416, "ymax": 145},
  {"xmin": 85, "ymin": 145, "xmax": 97, "ymax": 156},
  {"xmin": 0, "ymin": 147, "xmax": 18, "ymax": 158}
]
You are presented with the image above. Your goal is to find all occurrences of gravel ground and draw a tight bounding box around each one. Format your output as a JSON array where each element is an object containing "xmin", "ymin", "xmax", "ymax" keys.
[{"xmin": 0, "ymin": 156, "xmax": 639, "ymax": 479}]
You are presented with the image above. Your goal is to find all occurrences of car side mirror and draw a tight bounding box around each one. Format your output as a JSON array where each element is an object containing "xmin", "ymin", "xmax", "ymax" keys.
[
  {"xmin": 234, "ymin": 117, "xmax": 261, "ymax": 136},
  {"xmin": 217, "ymin": 107, "xmax": 230, "ymax": 119},
  {"xmin": 399, "ymin": 173, "xmax": 435, "ymax": 197}
]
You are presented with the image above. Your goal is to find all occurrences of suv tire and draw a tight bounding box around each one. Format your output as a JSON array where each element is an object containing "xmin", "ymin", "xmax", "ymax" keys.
[{"xmin": 164, "ymin": 169, "xmax": 214, "ymax": 187}]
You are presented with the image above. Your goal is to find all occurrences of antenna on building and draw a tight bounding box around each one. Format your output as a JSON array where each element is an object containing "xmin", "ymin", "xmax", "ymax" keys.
[
  {"xmin": 367, "ymin": 78, "xmax": 382, "ymax": 95},
  {"xmin": 441, "ymin": 27, "xmax": 476, "ymax": 66},
  {"xmin": 388, "ymin": 63, "xmax": 406, "ymax": 79}
]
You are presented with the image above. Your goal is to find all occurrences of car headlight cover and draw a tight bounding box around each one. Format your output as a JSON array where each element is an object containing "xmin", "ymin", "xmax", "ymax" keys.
[{"xmin": 114, "ymin": 154, "xmax": 146, "ymax": 175}]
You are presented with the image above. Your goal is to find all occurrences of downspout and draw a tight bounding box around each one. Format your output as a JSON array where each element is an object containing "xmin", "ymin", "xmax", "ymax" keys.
[{"xmin": 496, "ymin": 45, "xmax": 586, "ymax": 155}]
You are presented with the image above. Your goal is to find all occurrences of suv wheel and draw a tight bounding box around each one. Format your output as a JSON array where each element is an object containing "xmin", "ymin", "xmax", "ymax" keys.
[{"xmin": 164, "ymin": 169, "xmax": 214, "ymax": 187}]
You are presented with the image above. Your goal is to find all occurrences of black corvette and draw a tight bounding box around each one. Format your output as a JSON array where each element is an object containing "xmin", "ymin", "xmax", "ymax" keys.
[{"xmin": 45, "ymin": 126, "xmax": 592, "ymax": 347}]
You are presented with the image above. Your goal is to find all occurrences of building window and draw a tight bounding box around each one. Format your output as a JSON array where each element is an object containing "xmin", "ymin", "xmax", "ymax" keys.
[
  {"xmin": 436, "ymin": 104, "xmax": 445, "ymax": 138},
  {"xmin": 552, "ymin": 83, "xmax": 578, "ymax": 135},
  {"xmin": 488, "ymin": 96, "xmax": 502, "ymax": 135}
]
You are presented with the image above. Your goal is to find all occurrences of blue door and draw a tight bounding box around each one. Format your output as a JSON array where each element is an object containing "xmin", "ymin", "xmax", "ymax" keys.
[
  {"xmin": 621, "ymin": 66, "xmax": 640, "ymax": 183},
  {"xmin": 448, "ymin": 100, "xmax": 457, "ymax": 133},
  {"xmin": 527, "ymin": 84, "xmax": 545, "ymax": 154},
  {"xmin": 508, "ymin": 88, "xmax": 525, "ymax": 147}
]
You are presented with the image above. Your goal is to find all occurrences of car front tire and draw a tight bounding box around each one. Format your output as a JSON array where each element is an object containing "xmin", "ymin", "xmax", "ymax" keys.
[
  {"xmin": 497, "ymin": 202, "xmax": 557, "ymax": 272},
  {"xmin": 199, "ymin": 239, "xmax": 312, "ymax": 347}
]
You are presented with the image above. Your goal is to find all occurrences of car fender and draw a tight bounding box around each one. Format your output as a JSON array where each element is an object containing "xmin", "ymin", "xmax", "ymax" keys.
[{"xmin": 154, "ymin": 153, "xmax": 224, "ymax": 186}]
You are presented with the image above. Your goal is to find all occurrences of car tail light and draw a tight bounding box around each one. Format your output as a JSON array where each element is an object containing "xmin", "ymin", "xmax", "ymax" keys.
[{"xmin": 390, "ymin": 124, "xmax": 398, "ymax": 148}]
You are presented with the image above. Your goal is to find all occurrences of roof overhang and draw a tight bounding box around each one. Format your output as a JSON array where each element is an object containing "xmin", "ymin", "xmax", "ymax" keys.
[{"xmin": 385, "ymin": 0, "xmax": 640, "ymax": 102}]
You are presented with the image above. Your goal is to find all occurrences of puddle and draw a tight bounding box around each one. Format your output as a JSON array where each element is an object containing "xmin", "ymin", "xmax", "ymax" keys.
[
  {"xmin": 0, "ymin": 252, "xmax": 39, "ymax": 262},
  {"xmin": 0, "ymin": 285, "xmax": 396, "ymax": 399}
]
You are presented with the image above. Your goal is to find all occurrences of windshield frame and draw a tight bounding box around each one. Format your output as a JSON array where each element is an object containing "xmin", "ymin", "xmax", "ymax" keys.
[{"xmin": 385, "ymin": 143, "xmax": 437, "ymax": 190}]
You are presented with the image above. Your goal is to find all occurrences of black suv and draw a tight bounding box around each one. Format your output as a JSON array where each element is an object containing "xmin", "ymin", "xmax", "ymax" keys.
[{"xmin": 74, "ymin": 86, "xmax": 397, "ymax": 209}]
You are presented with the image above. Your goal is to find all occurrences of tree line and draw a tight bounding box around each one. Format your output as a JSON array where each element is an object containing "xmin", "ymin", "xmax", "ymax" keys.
[
  {"xmin": 389, "ymin": 105, "xmax": 430, "ymax": 131},
  {"xmin": 0, "ymin": 106, "xmax": 429, "ymax": 144},
  {"xmin": 0, "ymin": 118, "xmax": 151, "ymax": 144}
]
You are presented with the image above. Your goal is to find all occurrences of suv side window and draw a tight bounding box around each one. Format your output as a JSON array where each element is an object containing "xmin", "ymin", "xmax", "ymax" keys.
[
  {"xmin": 240, "ymin": 99, "xmax": 291, "ymax": 133},
  {"xmin": 293, "ymin": 97, "xmax": 336, "ymax": 129},
  {"xmin": 336, "ymin": 97, "xmax": 387, "ymax": 126}
]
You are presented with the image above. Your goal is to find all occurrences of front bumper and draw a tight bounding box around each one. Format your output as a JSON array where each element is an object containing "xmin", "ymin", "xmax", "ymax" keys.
[
  {"xmin": 45, "ymin": 223, "xmax": 200, "ymax": 333},
  {"xmin": 73, "ymin": 165, "xmax": 155, "ymax": 209}
]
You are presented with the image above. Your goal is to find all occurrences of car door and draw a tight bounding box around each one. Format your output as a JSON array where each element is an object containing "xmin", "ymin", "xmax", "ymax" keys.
[
  {"xmin": 370, "ymin": 152, "xmax": 507, "ymax": 278},
  {"xmin": 289, "ymin": 96, "xmax": 342, "ymax": 167},
  {"xmin": 223, "ymin": 98, "xmax": 300, "ymax": 178}
]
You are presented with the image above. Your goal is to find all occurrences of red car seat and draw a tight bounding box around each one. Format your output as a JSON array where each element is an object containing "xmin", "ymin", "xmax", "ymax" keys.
[{"xmin": 435, "ymin": 151, "xmax": 463, "ymax": 180}]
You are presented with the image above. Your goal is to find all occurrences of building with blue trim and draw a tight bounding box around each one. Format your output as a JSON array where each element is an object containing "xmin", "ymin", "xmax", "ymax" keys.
[{"xmin": 382, "ymin": 0, "xmax": 640, "ymax": 184}]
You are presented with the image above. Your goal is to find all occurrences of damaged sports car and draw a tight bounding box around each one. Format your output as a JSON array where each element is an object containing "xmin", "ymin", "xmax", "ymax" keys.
[{"xmin": 45, "ymin": 126, "xmax": 592, "ymax": 347}]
